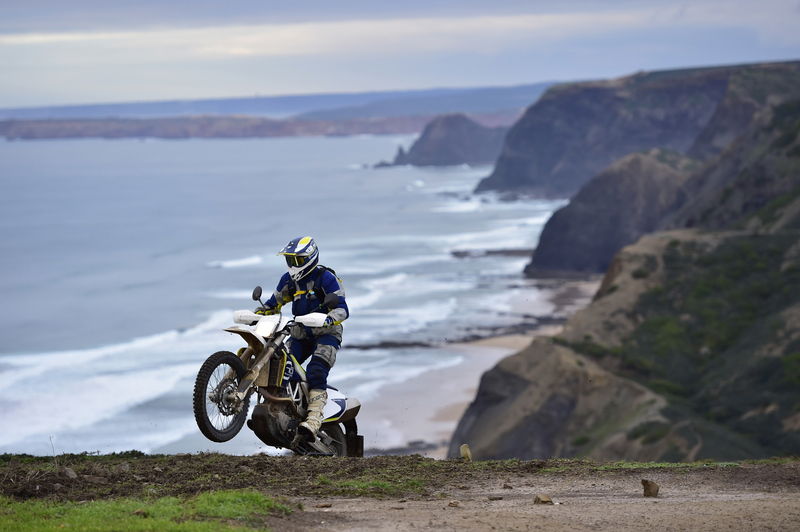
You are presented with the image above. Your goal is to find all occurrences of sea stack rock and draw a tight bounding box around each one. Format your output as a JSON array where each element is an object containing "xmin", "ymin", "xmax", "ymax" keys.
[{"xmin": 383, "ymin": 113, "xmax": 507, "ymax": 167}]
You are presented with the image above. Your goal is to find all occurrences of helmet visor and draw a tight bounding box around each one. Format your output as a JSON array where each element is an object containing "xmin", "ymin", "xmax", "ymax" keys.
[{"xmin": 285, "ymin": 255, "xmax": 309, "ymax": 268}]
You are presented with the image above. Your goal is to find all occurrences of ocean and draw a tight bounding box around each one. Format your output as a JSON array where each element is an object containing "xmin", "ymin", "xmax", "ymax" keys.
[{"xmin": 0, "ymin": 135, "xmax": 565, "ymax": 454}]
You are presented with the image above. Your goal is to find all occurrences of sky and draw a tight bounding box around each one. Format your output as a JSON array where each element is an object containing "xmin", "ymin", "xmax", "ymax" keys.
[{"xmin": 1, "ymin": 0, "xmax": 799, "ymax": 108}]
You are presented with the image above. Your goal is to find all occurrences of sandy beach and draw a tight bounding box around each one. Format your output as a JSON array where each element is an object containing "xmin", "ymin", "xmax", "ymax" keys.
[
  {"xmin": 358, "ymin": 277, "xmax": 600, "ymax": 458},
  {"xmin": 358, "ymin": 335, "xmax": 532, "ymax": 457}
]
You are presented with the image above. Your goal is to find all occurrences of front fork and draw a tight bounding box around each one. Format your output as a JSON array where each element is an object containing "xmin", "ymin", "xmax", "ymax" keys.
[{"xmin": 234, "ymin": 331, "xmax": 290, "ymax": 403}]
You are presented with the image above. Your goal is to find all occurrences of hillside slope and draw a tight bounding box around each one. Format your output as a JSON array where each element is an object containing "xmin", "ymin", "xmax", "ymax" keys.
[
  {"xmin": 667, "ymin": 100, "xmax": 800, "ymax": 231},
  {"xmin": 454, "ymin": 227, "xmax": 800, "ymax": 461},
  {"xmin": 453, "ymin": 94, "xmax": 800, "ymax": 462}
]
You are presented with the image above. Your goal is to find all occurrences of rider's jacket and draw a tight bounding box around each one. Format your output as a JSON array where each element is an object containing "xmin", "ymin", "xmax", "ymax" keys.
[{"xmin": 264, "ymin": 266, "xmax": 349, "ymax": 339}]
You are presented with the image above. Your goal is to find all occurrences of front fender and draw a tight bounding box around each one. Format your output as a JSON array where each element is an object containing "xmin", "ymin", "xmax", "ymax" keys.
[{"xmin": 224, "ymin": 326, "xmax": 266, "ymax": 352}]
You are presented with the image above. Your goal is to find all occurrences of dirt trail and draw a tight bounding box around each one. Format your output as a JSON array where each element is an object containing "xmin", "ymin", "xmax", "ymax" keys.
[
  {"xmin": 2, "ymin": 454, "xmax": 799, "ymax": 531},
  {"xmin": 294, "ymin": 470, "xmax": 800, "ymax": 531}
]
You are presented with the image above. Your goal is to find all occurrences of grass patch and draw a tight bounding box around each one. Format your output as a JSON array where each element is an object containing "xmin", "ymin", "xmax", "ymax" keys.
[
  {"xmin": 538, "ymin": 466, "xmax": 571, "ymax": 473},
  {"xmin": 742, "ymin": 456, "xmax": 800, "ymax": 465},
  {"xmin": 0, "ymin": 489, "xmax": 290, "ymax": 531},
  {"xmin": 336, "ymin": 478, "xmax": 425, "ymax": 496},
  {"xmin": 594, "ymin": 460, "xmax": 740, "ymax": 471}
]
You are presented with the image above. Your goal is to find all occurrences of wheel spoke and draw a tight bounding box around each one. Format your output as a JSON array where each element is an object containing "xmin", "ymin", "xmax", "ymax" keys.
[
  {"xmin": 194, "ymin": 352, "xmax": 250, "ymax": 443},
  {"xmin": 203, "ymin": 362, "xmax": 241, "ymax": 431}
]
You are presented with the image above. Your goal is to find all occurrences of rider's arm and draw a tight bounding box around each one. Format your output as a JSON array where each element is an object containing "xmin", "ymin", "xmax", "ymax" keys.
[
  {"xmin": 321, "ymin": 271, "xmax": 349, "ymax": 324},
  {"xmin": 262, "ymin": 273, "xmax": 294, "ymax": 313}
]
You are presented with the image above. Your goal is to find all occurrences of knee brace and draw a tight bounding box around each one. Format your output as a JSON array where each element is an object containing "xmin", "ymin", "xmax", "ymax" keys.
[{"xmin": 313, "ymin": 343, "xmax": 338, "ymax": 367}]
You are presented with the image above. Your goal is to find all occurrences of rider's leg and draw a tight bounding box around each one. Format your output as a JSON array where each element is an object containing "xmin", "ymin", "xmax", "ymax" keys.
[
  {"xmin": 298, "ymin": 337, "xmax": 339, "ymax": 439},
  {"xmin": 288, "ymin": 337, "xmax": 313, "ymax": 364}
]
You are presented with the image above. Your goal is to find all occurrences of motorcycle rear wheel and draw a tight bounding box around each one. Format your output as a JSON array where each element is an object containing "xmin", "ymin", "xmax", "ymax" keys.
[
  {"xmin": 193, "ymin": 351, "xmax": 250, "ymax": 442},
  {"xmin": 320, "ymin": 422, "xmax": 347, "ymax": 457}
]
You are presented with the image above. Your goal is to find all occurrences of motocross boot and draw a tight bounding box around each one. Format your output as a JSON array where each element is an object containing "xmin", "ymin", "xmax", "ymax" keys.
[{"xmin": 297, "ymin": 389, "xmax": 327, "ymax": 440}]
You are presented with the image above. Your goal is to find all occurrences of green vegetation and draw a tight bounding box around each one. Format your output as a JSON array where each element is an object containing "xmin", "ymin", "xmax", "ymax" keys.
[
  {"xmin": 753, "ymin": 187, "xmax": 800, "ymax": 226},
  {"xmin": 594, "ymin": 460, "xmax": 739, "ymax": 471},
  {"xmin": 770, "ymin": 100, "xmax": 800, "ymax": 141},
  {"xmin": 4, "ymin": 453, "xmax": 797, "ymax": 529},
  {"xmin": 316, "ymin": 471, "xmax": 426, "ymax": 497},
  {"xmin": 558, "ymin": 233, "xmax": 800, "ymax": 456},
  {"xmin": 0, "ymin": 489, "xmax": 290, "ymax": 532},
  {"xmin": 652, "ymin": 148, "xmax": 700, "ymax": 172},
  {"xmin": 783, "ymin": 353, "xmax": 800, "ymax": 386},
  {"xmin": 626, "ymin": 235, "xmax": 799, "ymax": 383},
  {"xmin": 571, "ymin": 436, "xmax": 591, "ymax": 447},
  {"xmin": 731, "ymin": 68, "xmax": 800, "ymax": 106},
  {"xmin": 312, "ymin": 472, "xmax": 425, "ymax": 496},
  {"xmin": 552, "ymin": 336, "xmax": 622, "ymax": 360},
  {"xmin": 627, "ymin": 421, "xmax": 671, "ymax": 443}
]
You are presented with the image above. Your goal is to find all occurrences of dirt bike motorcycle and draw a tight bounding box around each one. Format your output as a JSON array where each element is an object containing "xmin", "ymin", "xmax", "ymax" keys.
[{"xmin": 192, "ymin": 286, "xmax": 364, "ymax": 457}]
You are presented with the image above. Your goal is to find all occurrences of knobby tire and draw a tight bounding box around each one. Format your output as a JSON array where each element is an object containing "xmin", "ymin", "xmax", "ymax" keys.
[{"xmin": 193, "ymin": 351, "xmax": 250, "ymax": 442}]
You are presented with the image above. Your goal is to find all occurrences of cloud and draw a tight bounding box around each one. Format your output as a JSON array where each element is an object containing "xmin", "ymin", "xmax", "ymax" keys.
[
  {"xmin": 1, "ymin": 1, "xmax": 798, "ymax": 106},
  {"xmin": 2, "ymin": 2, "xmax": 798, "ymax": 65},
  {"xmin": 0, "ymin": 12, "xmax": 643, "ymax": 60}
]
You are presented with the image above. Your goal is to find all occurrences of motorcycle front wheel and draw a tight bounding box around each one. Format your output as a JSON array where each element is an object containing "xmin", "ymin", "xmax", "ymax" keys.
[{"xmin": 193, "ymin": 351, "xmax": 250, "ymax": 442}]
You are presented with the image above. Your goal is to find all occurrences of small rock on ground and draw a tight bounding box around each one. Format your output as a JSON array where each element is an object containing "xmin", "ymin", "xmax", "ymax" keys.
[{"xmin": 642, "ymin": 479, "xmax": 660, "ymax": 498}]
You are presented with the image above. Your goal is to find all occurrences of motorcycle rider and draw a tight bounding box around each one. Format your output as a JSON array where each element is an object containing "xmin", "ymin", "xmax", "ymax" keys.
[{"xmin": 255, "ymin": 236, "xmax": 349, "ymax": 441}]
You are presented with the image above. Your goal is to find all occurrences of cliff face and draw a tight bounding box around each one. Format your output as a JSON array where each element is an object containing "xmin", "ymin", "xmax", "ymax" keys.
[
  {"xmin": 476, "ymin": 61, "xmax": 800, "ymax": 197},
  {"xmin": 449, "ymin": 334, "xmax": 669, "ymax": 461},
  {"xmin": 452, "ymin": 93, "xmax": 800, "ymax": 461},
  {"xmin": 688, "ymin": 65, "xmax": 800, "ymax": 159},
  {"xmin": 452, "ymin": 227, "xmax": 800, "ymax": 461},
  {"xmin": 383, "ymin": 114, "xmax": 508, "ymax": 167},
  {"xmin": 525, "ymin": 149, "xmax": 695, "ymax": 275},
  {"xmin": 523, "ymin": 84, "xmax": 800, "ymax": 278},
  {"xmin": 667, "ymin": 101, "xmax": 800, "ymax": 231}
]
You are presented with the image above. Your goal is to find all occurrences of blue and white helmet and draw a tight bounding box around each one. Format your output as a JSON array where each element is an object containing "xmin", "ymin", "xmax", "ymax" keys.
[{"xmin": 278, "ymin": 236, "xmax": 319, "ymax": 281}]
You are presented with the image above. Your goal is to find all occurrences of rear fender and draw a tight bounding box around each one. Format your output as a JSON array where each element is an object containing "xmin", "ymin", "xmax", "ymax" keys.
[
  {"xmin": 323, "ymin": 389, "xmax": 360, "ymax": 423},
  {"xmin": 338, "ymin": 397, "xmax": 361, "ymax": 423}
]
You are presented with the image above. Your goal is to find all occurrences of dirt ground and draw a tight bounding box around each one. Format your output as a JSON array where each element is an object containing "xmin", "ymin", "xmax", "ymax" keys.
[
  {"xmin": 292, "ymin": 468, "xmax": 800, "ymax": 531},
  {"xmin": 2, "ymin": 454, "xmax": 799, "ymax": 531}
]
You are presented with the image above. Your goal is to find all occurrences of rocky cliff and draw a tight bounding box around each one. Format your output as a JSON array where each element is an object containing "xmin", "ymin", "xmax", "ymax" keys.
[
  {"xmin": 452, "ymin": 227, "xmax": 800, "ymax": 460},
  {"xmin": 476, "ymin": 61, "xmax": 800, "ymax": 197},
  {"xmin": 378, "ymin": 113, "xmax": 508, "ymax": 167},
  {"xmin": 525, "ymin": 149, "xmax": 696, "ymax": 276},
  {"xmin": 451, "ymin": 93, "xmax": 800, "ymax": 461},
  {"xmin": 522, "ymin": 68, "xmax": 800, "ymax": 277},
  {"xmin": 667, "ymin": 100, "xmax": 800, "ymax": 231}
]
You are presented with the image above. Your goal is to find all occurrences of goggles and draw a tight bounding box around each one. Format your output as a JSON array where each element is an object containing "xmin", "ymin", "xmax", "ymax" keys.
[{"xmin": 285, "ymin": 255, "xmax": 309, "ymax": 268}]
